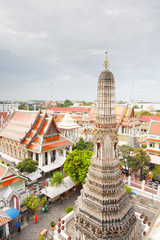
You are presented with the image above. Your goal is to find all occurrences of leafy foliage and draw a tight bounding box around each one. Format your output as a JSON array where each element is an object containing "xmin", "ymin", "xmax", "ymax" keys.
[
  {"xmin": 16, "ymin": 158, "xmax": 38, "ymax": 173},
  {"xmin": 153, "ymin": 165, "xmax": 160, "ymax": 179},
  {"xmin": 63, "ymin": 99, "xmax": 73, "ymax": 107},
  {"xmin": 63, "ymin": 149, "xmax": 92, "ymax": 184},
  {"xmin": 66, "ymin": 206, "xmax": 73, "ymax": 214},
  {"xmin": 124, "ymin": 186, "xmax": 131, "ymax": 194},
  {"xmin": 118, "ymin": 145, "xmax": 133, "ymax": 169},
  {"xmin": 73, "ymin": 138, "xmax": 93, "ymax": 151},
  {"xmin": 50, "ymin": 171, "xmax": 64, "ymax": 187},
  {"xmin": 130, "ymin": 148, "xmax": 151, "ymax": 179},
  {"xmin": 38, "ymin": 236, "xmax": 45, "ymax": 240},
  {"xmin": 23, "ymin": 196, "xmax": 41, "ymax": 214}
]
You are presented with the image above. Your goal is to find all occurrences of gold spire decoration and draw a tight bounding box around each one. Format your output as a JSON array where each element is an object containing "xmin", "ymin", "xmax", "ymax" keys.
[{"xmin": 103, "ymin": 51, "xmax": 110, "ymax": 69}]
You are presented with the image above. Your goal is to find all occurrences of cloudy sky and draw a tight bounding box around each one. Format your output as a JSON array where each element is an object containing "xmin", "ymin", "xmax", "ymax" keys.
[{"xmin": 0, "ymin": 0, "xmax": 160, "ymax": 102}]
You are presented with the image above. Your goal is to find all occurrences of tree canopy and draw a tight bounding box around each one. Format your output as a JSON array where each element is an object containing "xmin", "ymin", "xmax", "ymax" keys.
[
  {"xmin": 118, "ymin": 145, "xmax": 133, "ymax": 169},
  {"xmin": 73, "ymin": 138, "xmax": 93, "ymax": 151},
  {"xmin": 50, "ymin": 171, "xmax": 64, "ymax": 187},
  {"xmin": 153, "ymin": 165, "xmax": 160, "ymax": 180},
  {"xmin": 128, "ymin": 148, "xmax": 151, "ymax": 179},
  {"xmin": 23, "ymin": 196, "xmax": 41, "ymax": 213},
  {"xmin": 63, "ymin": 99, "xmax": 73, "ymax": 107},
  {"xmin": 63, "ymin": 149, "xmax": 92, "ymax": 184},
  {"xmin": 16, "ymin": 158, "xmax": 38, "ymax": 173}
]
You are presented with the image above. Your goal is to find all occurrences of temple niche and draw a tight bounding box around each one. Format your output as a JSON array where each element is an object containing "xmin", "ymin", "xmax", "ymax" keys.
[{"xmin": 74, "ymin": 53, "xmax": 137, "ymax": 240}]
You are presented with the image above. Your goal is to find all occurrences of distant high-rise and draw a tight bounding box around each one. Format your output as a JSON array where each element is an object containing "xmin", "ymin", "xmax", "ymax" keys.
[{"xmin": 74, "ymin": 53, "xmax": 136, "ymax": 240}]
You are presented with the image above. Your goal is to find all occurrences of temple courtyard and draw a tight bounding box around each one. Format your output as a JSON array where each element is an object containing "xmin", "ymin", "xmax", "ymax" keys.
[{"xmin": 10, "ymin": 191, "xmax": 159, "ymax": 240}]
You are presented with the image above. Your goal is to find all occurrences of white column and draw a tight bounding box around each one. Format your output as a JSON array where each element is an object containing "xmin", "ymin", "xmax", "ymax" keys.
[
  {"xmin": 33, "ymin": 152, "xmax": 36, "ymax": 161},
  {"xmin": 142, "ymin": 180, "xmax": 145, "ymax": 192},
  {"xmin": 5, "ymin": 223, "xmax": 10, "ymax": 237},
  {"xmin": 63, "ymin": 148, "xmax": 66, "ymax": 157},
  {"xmin": 14, "ymin": 197, "xmax": 17, "ymax": 209},
  {"xmin": 69, "ymin": 145, "xmax": 72, "ymax": 153},
  {"xmin": 38, "ymin": 154, "xmax": 43, "ymax": 168},
  {"xmin": 26, "ymin": 151, "xmax": 29, "ymax": 158},
  {"xmin": 48, "ymin": 152, "xmax": 51, "ymax": 165},
  {"xmin": 128, "ymin": 176, "xmax": 131, "ymax": 186}
]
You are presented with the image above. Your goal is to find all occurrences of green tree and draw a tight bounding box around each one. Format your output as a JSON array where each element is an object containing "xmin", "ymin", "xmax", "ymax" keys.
[
  {"xmin": 16, "ymin": 158, "xmax": 38, "ymax": 173},
  {"xmin": 118, "ymin": 145, "xmax": 133, "ymax": 169},
  {"xmin": 140, "ymin": 111, "xmax": 152, "ymax": 116},
  {"xmin": 50, "ymin": 171, "xmax": 64, "ymax": 187},
  {"xmin": 23, "ymin": 196, "xmax": 41, "ymax": 214},
  {"xmin": 130, "ymin": 148, "xmax": 151, "ymax": 179},
  {"xmin": 153, "ymin": 165, "xmax": 160, "ymax": 180},
  {"xmin": 73, "ymin": 138, "xmax": 93, "ymax": 151},
  {"xmin": 63, "ymin": 99, "xmax": 73, "ymax": 107},
  {"xmin": 63, "ymin": 149, "xmax": 92, "ymax": 184}
]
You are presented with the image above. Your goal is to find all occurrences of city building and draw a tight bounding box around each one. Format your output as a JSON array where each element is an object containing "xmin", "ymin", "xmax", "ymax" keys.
[
  {"xmin": 0, "ymin": 162, "xmax": 28, "ymax": 210},
  {"xmin": 146, "ymin": 121, "xmax": 160, "ymax": 165},
  {"xmin": 47, "ymin": 106, "xmax": 90, "ymax": 118},
  {"xmin": 0, "ymin": 110, "xmax": 73, "ymax": 172},
  {"xmin": 74, "ymin": 54, "xmax": 136, "ymax": 239},
  {"xmin": 0, "ymin": 104, "xmax": 18, "ymax": 113},
  {"xmin": 57, "ymin": 111, "xmax": 80, "ymax": 142}
]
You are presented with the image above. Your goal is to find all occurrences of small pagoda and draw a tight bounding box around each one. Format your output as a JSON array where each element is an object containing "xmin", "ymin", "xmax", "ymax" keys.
[{"xmin": 74, "ymin": 53, "xmax": 136, "ymax": 240}]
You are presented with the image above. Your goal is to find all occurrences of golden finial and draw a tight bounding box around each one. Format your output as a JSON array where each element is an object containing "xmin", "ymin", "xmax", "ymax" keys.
[{"xmin": 103, "ymin": 51, "xmax": 110, "ymax": 69}]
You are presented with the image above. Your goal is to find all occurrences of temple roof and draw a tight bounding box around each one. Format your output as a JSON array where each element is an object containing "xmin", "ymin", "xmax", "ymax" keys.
[
  {"xmin": 136, "ymin": 115, "xmax": 160, "ymax": 123},
  {"xmin": 57, "ymin": 112, "xmax": 80, "ymax": 129},
  {"xmin": 0, "ymin": 162, "xmax": 26, "ymax": 189},
  {"xmin": 87, "ymin": 104, "xmax": 140, "ymax": 127},
  {"xmin": 1, "ymin": 110, "xmax": 73, "ymax": 153},
  {"xmin": 0, "ymin": 210, "xmax": 12, "ymax": 226},
  {"xmin": 0, "ymin": 110, "xmax": 39, "ymax": 141},
  {"xmin": 148, "ymin": 121, "xmax": 160, "ymax": 136}
]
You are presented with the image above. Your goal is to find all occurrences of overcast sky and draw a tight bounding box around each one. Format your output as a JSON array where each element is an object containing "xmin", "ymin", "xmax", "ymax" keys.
[{"xmin": 0, "ymin": 0, "xmax": 160, "ymax": 102}]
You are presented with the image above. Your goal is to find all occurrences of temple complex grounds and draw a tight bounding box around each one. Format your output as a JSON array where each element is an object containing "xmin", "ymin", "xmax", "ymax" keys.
[{"xmin": 12, "ymin": 191, "xmax": 160, "ymax": 240}]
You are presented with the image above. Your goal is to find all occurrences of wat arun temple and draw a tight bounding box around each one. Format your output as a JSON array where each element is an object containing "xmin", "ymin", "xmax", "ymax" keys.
[{"xmin": 74, "ymin": 53, "xmax": 137, "ymax": 240}]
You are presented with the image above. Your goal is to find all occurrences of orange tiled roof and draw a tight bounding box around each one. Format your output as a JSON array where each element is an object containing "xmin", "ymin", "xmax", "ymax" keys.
[
  {"xmin": 39, "ymin": 120, "xmax": 49, "ymax": 134},
  {"xmin": 33, "ymin": 117, "xmax": 43, "ymax": 130},
  {"xmin": 0, "ymin": 175, "xmax": 25, "ymax": 189},
  {"xmin": 0, "ymin": 111, "xmax": 39, "ymax": 141},
  {"xmin": 149, "ymin": 122, "xmax": 160, "ymax": 135},
  {"xmin": 42, "ymin": 139, "xmax": 71, "ymax": 151},
  {"xmin": 146, "ymin": 149, "xmax": 160, "ymax": 154},
  {"xmin": 0, "ymin": 213, "xmax": 11, "ymax": 226},
  {"xmin": 43, "ymin": 135, "xmax": 61, "ymax": 143},
  {"xmin": 147, "ymin": 138, "xmax": 160, "ymax": 142},
  {"xmin": 47, "ymin": 107, "xmax": 90, "ymax": 113}
]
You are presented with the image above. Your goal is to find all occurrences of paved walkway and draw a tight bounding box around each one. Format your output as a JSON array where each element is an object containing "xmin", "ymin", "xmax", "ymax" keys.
[{"xmin": 11, "ymin": 191, "xmax": 80, "ymax": 240}]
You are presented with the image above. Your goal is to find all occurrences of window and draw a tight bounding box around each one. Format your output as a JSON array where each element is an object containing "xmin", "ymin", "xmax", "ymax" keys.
[{"xmin": 149, "ymin": 142, "xmax": 155, "ymax": 148}]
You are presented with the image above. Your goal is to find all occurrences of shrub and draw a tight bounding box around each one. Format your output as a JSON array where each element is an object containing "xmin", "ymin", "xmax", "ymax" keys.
[
  {"xmin": 50, "ymin": 221, "xmax": 56, "ymax": 228},
  {"xmin": 38, "ymin": 236, "xmax": 45, "ymax": 240},
  {"xmin": 124, "ymin": 186, "xmax": 131, "ymax": 194},
  {"xmin": 66, "ymin": 206, "xmax": 73, "ymax": 214}
]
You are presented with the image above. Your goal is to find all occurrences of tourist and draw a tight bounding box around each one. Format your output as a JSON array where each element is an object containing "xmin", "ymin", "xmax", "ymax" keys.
[
  {"xmin": 34, "ymin": 214, "xmax": 38, "ymax": 223},
  {"xmin": 46, "ymin": 221, "xmax": 56, "ymax": 240},
  {"xmin": 21, "ymin": 215, "xmax": 24, "ymax": 223},
  {"xmin": 16, "ymin": 219, "xmax": 21, "ymax": 233}
]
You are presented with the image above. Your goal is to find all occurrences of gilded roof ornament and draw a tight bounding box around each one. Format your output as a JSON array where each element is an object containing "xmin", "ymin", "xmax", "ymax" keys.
[{"xmin": 103, "ymin": 51, "xmax": 110, "ymax": 69}]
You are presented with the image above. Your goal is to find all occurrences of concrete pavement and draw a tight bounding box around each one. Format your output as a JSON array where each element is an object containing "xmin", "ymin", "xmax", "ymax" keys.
[{"xmin": 11, "ymin": 191, "xmax": 80, "ymax": 240}]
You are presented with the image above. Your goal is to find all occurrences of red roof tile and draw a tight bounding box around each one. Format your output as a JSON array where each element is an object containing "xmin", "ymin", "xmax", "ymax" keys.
[
  {"xmin": 137, "ymin": 116, "xmax": 160, "ymax": 123},
  {"xmin": 42, "ymin": 139, "xmax": 71, "ymax": 151},
  {"xmin": 43, "ymin": 135, "xmax": 61, "ymax": 143},
  {"xmin": 0, "ymin": 175, "xmax": 25, "ymax": 189},
  {"xmin": 39, "ymin": 120, "xmax": 49, "ymax": 135},
  {"xmin": 150, "ymin": 122, "xmax": 160, "ymax": 135}
]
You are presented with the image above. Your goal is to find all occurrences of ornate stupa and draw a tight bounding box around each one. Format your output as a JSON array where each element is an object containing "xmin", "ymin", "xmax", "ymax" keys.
[{"xmin": 74, "ymin": 52, "xmax": 136, "ymax": 240}]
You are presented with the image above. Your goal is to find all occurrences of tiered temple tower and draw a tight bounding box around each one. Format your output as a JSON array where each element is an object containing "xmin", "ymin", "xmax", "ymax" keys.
[{"xmin": 74, "ymin": 53, "xmax": 136, "ymax": 240}]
